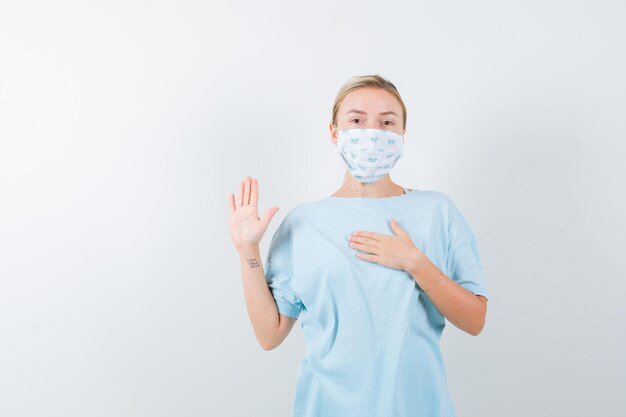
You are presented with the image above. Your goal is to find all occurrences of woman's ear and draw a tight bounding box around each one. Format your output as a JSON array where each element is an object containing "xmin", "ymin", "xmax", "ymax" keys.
[{"xmin": 329, "ymin": 122, "xmax": 338, "ymax": 145}]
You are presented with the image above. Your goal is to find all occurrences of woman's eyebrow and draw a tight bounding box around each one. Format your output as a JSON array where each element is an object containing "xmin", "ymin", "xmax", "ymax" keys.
[{"xmin": 346, "ymin": 109, "xmax": 398, "ymax": 117}]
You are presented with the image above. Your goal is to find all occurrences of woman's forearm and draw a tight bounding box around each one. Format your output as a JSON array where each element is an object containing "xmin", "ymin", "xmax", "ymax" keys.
[
  {"xmin": 238, "ymin": 244, "xmax": 281, "ymax": 349},
  {"xmin": 406, "ymin": 251, "xmax": 487, "ymax": 336}
]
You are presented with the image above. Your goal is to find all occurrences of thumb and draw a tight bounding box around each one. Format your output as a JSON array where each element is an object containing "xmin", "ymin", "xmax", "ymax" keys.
[
  {"xmin": 390, "ymin": 218, "xmax": 408, "ymax": 236},
  {"xmin": 262, "ymin": 206, "xmax": 280, "ymax": 225}
]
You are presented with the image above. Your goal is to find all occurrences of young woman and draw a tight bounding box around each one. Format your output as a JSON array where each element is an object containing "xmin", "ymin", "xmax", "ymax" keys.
[{"xmin": 229, "ymin": 74, "xmax": 491, "ymax": 417}]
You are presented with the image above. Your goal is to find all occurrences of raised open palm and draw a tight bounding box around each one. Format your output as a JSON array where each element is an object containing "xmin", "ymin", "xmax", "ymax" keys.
[{"xmin": 229, "ymin": 176, "xmax": 280, "ymax": 251}]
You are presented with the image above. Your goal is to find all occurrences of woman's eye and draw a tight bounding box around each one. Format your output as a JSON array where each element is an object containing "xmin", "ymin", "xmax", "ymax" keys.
[
  {"xmin": 351, "ymin": 119, "xmax": 361, "ymax": 123},
  {"xmin": 383, "ymin": 121, "xmax": 393, "ymax": 126}
]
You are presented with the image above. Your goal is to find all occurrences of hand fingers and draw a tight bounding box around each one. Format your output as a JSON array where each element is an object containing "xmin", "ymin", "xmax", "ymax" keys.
[
  {"xmin": 352, "ymin": 231, "xmax": 380, "ymax": 241},
  {"xmin": 263, "ymin": 206, "xmax": 279, "ymax": 226},
  {"xmin": 349, "ymin": 240, "xmax": 378, "ymax": 254},
  {"xmin": 350, "ymin": 234, "xmax": 380, "ymax": 246},
  {"xmin": 237, "ymin": 180, "xmax": 244, "ymax": 206},
  {"xmin": 390, "ymin": 219, "xmax": 408, "ymax": 237},
  {"xmin": 243, "ymin": 176, "xmax": 251, "ymax": 205},
  {"xmin": 250, "ymin": 177, "xmax": 258, "ymax": 208},
  {"xmin": 356, "ymin": 252, "xmax": 378, "ymax": 262},
  {"xmin": 229, "ymin": 193, "xmax": 236, "ymax": 213}
]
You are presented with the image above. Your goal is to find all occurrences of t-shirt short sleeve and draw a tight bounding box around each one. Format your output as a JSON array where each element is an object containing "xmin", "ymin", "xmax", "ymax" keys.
[
  {"xmin": 443, "ymin": 196, "xmax": 492, "ymax": 301},
  {"xmin": 264, "ymin": 215, "xmax": 304, "ymax": 319}
]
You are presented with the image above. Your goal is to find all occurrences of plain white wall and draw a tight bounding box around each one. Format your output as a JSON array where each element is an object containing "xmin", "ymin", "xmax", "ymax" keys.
[{"xmin": 1, "ymin": 0, "xmax": 625, "ymax": 416}]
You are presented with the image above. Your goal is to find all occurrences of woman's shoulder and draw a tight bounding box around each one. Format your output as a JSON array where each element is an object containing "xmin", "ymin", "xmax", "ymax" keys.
[
  {"xmin": 406, "ymin": 189, "xmax": 471, "ymax": 223},
  {"xmin": 271, "ymin": 200, "xmax": 320, "ymax": 226},
  {"xmin": 408, "ymin": 188, "xmax": 454, "ymax": 206}
]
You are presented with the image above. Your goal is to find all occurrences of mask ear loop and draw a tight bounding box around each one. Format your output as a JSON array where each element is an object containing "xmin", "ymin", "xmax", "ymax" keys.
[{"xmin": 333, "ymin": 123, "xmax": 350, "ymax": 185}]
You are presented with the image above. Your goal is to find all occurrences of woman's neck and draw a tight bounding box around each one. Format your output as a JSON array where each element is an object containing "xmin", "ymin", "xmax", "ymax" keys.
[{"xmin": 331, "ymin": 174, "xmax": 406, "ymax": 198}]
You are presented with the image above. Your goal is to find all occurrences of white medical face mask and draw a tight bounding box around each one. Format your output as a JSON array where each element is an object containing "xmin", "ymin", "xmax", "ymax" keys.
[{"xmin": 335, "ymin": 127, "xmax": 404, "ymax": 184}]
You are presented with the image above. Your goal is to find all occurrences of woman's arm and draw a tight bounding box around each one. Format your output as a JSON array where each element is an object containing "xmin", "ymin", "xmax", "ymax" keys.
[
  {"xmin": 348, "ymin": 219, "xmax": 489, "ymax": 336},
  {"xmin": 229, "ymin": 176, "xmax": 296, "ymax": 350},
  {"xmin": 406, "ymin": 253, "xmax": 487, "ymax": 336},
  {"xmin": 238, "ymin": 244, "xmax": 298, "ymax": 350}
]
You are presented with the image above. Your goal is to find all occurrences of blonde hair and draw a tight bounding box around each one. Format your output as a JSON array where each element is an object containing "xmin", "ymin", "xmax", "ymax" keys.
[{"xmin": 331, "ymin": 74, "xmax": 407, "ymax": 130}]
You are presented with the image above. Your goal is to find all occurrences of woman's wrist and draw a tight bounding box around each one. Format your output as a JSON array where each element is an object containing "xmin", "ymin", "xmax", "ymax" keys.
[
  {"xmin": 238, "ymin": 244, "xmax": 261, "ymax": 259},
  {"xmin": 405, "ymin": 247, "xmax": 428, "ymax": 277},
  {"xmin": 405, "ymin": 248, "xmax": 442, "ymax": 290}
]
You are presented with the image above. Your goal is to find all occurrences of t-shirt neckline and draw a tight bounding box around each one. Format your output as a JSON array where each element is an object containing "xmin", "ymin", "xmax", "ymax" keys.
[{"xmin": 326, "ymin": 188, "xmax": 417, "ymax": 202}]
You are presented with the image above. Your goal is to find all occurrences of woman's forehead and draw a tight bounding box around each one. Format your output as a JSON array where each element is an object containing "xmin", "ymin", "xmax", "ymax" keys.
[{"xmin": 340, "ymin": 89, "xmax": 401, "ymax": 114}]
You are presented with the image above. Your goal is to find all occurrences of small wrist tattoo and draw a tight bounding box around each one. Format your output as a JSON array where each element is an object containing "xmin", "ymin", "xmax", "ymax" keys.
[{"xmin": 246, "ymin": 258, "xmax": 261, "ymax": 268}]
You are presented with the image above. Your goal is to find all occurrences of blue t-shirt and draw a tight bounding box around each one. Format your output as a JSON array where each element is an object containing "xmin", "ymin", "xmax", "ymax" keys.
[{"xmin": 264, "ymin": 188, "xmax": 491, "ymax": 417}]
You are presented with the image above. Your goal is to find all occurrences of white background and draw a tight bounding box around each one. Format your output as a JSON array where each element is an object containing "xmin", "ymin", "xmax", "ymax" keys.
[{"xmin": 1, "ymin": 1, "xmax": 625, "ymax": 416}]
